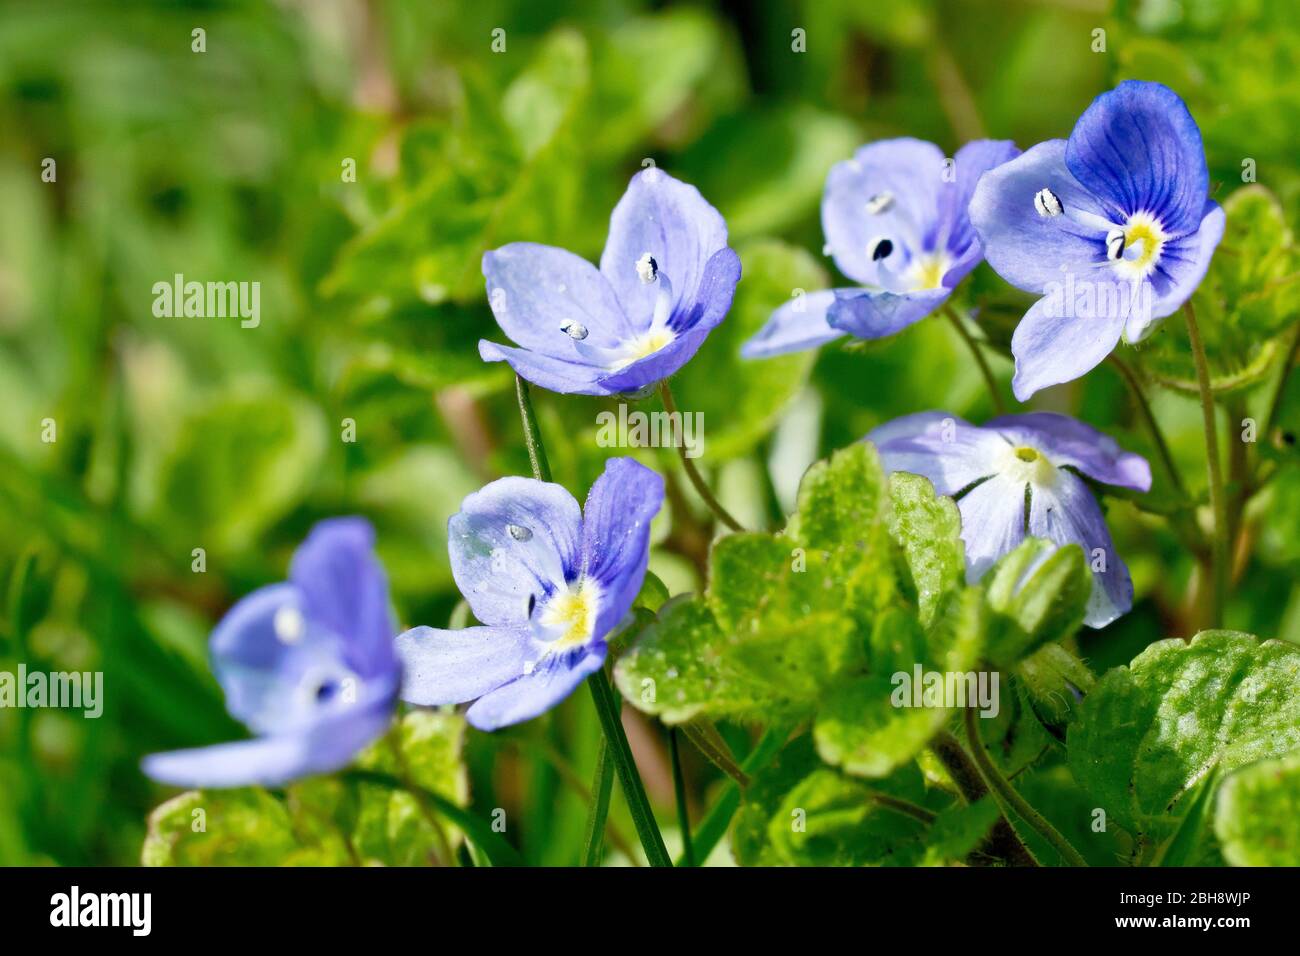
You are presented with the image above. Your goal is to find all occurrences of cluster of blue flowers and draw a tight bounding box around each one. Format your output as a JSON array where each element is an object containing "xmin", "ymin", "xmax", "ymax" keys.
[{"xmin": 145, "ymin": 81, "xmax": 1216, "ymax": 789}]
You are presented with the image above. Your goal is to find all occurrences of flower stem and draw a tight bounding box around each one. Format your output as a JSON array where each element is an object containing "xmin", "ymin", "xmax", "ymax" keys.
[
  {"xmin": 587, "ymin": 668, "xmax": 673, "ymax": 866},
  {"xmin": 944, "ymin": 307, "xmax": 1005, "ymax": 414},
  {"xmin": 513, "ymin": 372, "xmax": 671, "ymax": 867},
  {"xmin": 1183, "ymin": 301, "xmax": 1228, "ymax": 628},
  {"xmin": 515, "ymin": 374, "xmax": 553, "ymax": 482},
  {"xmin": 870, "ymin": 792, "xmax": 937, "ymax": 825},
  {"xmin": 659, "ymin": 380, "xmax": 745, "ymax": 532},
  {"xmin": 929, "ymin": 730, "xmax": 1039, "ymax": 867},
  {"xmin": 1106, "ymin": 353, "xmax": 1187, "ymax": 497},
  {"xmin": 961, "ymin": 707, "xmax": 1087, "ymax": 867},
  {"xmin": 580, "ymin": 737, "xmax": 614, "ymax": 867},
  {"xmin": 669, "ymin": 728, "xmax": 695, "ymax": 866}
]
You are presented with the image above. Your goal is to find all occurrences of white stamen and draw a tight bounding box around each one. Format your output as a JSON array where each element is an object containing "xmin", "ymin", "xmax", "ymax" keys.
[
  {"xmin": 274, "ymin": 605, "xmax": 305, "ymax": 644},
  {"xmin": 865, "ymin": 191, "xmax": 895, "ymax": 215},
  {"xmin": 635, "ymin": 253, "xmax": 659, "ymax": 284},
  {"xmin": 1034, "ymin": 187, "xmax": 1063, "ymax": 218},
  {"xmin": 1105, "ymin": 228, "xmax": 1126, "ymax": 261},
  {"xmin": 559, "ymin": 319, "xmax": 588, "ymax": 340}
]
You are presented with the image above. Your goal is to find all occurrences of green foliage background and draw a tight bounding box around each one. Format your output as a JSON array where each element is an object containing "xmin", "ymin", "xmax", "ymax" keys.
[{"xmin": 2, "ymin": 0, "xmax": 1299, "ymax": 866}]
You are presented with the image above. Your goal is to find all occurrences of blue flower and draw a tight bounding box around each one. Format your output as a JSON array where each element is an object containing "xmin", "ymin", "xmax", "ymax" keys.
[
  {"xmin": 479, "ymin": 169, "xmax": 742, "ymax": 395},
  {"xmin": 868, "ymin": 411, "xmax": 1151, "ymax": 628},
  {"xmin": 742, "ymin": 138, "xmax": 1020, "ymax": 358},
  {"xmin": 143, "ymin": 519, "xmax": 401, "ymax": 788},
  {"xmin": 969, "ymin": 81, "xmax": 1225, "ymax": 400},
  {"xmin": 397, "ymin": 457, "xmax": 663, "ymax": 731}
]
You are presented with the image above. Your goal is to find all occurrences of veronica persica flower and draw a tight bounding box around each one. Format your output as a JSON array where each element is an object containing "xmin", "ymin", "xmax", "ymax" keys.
[
  {"xmin": 143, "ymin": 519, "xmax": 401, "ymax": 788},
  {"xmin": 742, "ymin": 138, "xmax": 1020, "ymax": 358},
  {"xmin": 869, "ymin": 411, "xmax": 1151, "ymax": 627},
  {"xmin": 969, "ymin": 81, "xmax": 1225, "ymax": 400},
  {"xmin": 479, "ymin": 169, "xmax": 741, "ymax": 396},
  {"xmin": 397, "ymin": 457, "xmax": 663, "ymax": 731}
]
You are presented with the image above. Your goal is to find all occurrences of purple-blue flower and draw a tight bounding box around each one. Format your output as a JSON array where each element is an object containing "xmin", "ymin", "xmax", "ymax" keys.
[
  {"xmin": 969, "ymin": 81, "xmax": 1225, "ymax": 401},
  {"xmin": 479, "ymin": 169, "xmax": 741, "ymax": 396},
  {"xmin": 868, "ymin": 412, "xmax": 1151, "ymax": 628},
  {"xmin": 143, "ymin": 518, "xmax": 401, "ymax": 788},
  {"xmin": 742, "ymin": 138, "xmax": 1020, "ymax": 358},
  {"xmin": 397, "ymin": 457, "xmax": 663, "ymax": 731}
]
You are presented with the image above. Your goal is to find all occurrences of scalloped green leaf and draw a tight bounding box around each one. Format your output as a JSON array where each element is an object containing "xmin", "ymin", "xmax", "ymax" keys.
[
  {"xmin": 1068, "ymin": 630, "xmax": 1300, "ymax": 833},
  {"xmin": 1214, "ymin": 748, "xmax": 1300, "ymax": 867},
  {"xmin": 886, "ymin": 472, "xmax": 964, "ymax": 626}
]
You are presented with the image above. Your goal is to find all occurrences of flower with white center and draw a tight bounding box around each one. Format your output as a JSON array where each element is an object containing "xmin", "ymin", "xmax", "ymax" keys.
[
  {"xmin": 143, "ymin": 519, "xmax": 401, "ymax": 788},
  {"xmin": 741, "ymin": 137, "xmax": 1020, "ymax": 358},
  {"xmin": 396, "ymin": 458, "xmax": 663, "ymax": 731},
  {"xmin": 969, "ymin": 81, "xmax": 1225, "ymax": 401},
  {"xmin": 479, "ymin": 170, "xmax": 741, "ymax": 396},
  {"xmin": 868, "ymin": 411, "xmax": 1152, "ymax": 628}
]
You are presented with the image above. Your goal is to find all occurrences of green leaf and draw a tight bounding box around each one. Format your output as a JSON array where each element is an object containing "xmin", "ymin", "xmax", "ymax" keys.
[
  {"xmin": 1016, "ymin": 643, "xmax": 1096, "ymax": 738},
  {"xmin": 1214, "ymin": 747, "xmax": 1300, "ymax": 866},
  {"xmin": 886, "ymin": 472, "xmax": 964, "ymax": 626},
  {"xmin": 667, "ymin": 239, "xmax": 826, "ymax": 460},
  {"xmin": 353, "ymin": 712, "xmax": 469, "ymax": 866},
  {"xmin": 920, "ymin": 797, "xmax": 1001, "ymax": 866},
  {"xmin": 983, "ymin": 538, "xmax": 1091, "ymax": 666},
  {"xmin": 142, "ymin": 789, "xmax": 349, "ymax": 866},
  {"xmin": 814, "ymin": 588, "xmax": 986, "ymax": 778},
  {"xmin": 1068, "ymin": 630, "xmax": 1300, "ymax": 834}
]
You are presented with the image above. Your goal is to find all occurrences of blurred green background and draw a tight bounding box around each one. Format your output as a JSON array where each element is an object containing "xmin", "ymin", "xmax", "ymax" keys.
[{"xmin": 2, "ymin": 0, "xmax": 1299, "ymax": 865}]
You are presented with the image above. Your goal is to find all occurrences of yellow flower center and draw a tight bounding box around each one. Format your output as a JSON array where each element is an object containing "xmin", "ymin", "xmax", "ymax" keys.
[
  {"xmin": 1000, "ymin": 444, "xmax": 1057, "ymax": 486},
  {"xmin": 611, "ymin": 328, "xmax": 675, "ymax": 371},
  {"xmin": 538, "ymin": 581, "xmax": 598, "ymax": 650},
  {"xmin": 1113, "ymin": 212, "xmax": 1168, "ymax": 280},
  {"xmin": 908, "ymin": 253, "xmax": 951, "ymax": 291}
]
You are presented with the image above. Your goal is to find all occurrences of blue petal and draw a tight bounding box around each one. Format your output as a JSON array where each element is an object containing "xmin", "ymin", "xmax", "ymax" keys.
[
  {"xmin": 289, "ymin": 517, "xmax": 396, "ymax": 679},
  {"xmin": 465, "ymin": 646, "xmax": 606, "ymax": 731},
  {"xmin": 395, "ymin": 625, "xmax": 535, "ymax": 706},
  {"xmin": 667, "ymin": 246, "xmax": 742, "ymax": 335},
  {"xmin": 868, "ymin": 411, "xmax": 1005, "ymax": 496},
  {"xmin": 1127, "ymin": 201, "xmax": 1225, "ymax": 342},
  {"xmin": 478, "ymin": 340, "xmax": 612, "ymax": 396},
  {"xmin": 742, "ymin": 289, "xmax": 843, "ymax": 358},
  {"xmin": 1065, "ymin": 81, "xmax": 1209, "ymax": 237},
  {"xmin": 956, "ymin": 475, "xmax": 1029, "ymax": 582},
  {"xmin": 828, "ymin": 287, "xmax": 951, "ymax": 340},
  {"xmin": 142, "ymin": 686, "xmax": 395, "ymax": 789},
  {"xmin": 1010, "ymin": 289, "xmax": 1127, "ymax": 401},
  {"xmin": 935, "ymin": 139, "xmax": 1021, "ymax": 280},
  {"xmin": 1028, "ymin": 472, "xmax": 1133, "ymax": 628},
  {"xmin": 969, "ymin": 139, "xmax": 1115, "ymax": 294},
  {"xmin": 595, "ymin": 328, "xmax": 711, "ymax": 395},
  {"xmin": 448, "ymin": 476, "xmax": 583, "ymax": 627},
  {"xmin": 599, "ymin": 169, "xmax": 734, "ymax": 333},
  {"xmin": 579, "ymin": 457, "xmax": 664, "ymax": 640},
  {"xmin": 985, "ymin": 412, "xmax": 1152, "ymax": 491},
  {"xmin": 483, "ymin": 243, "xmax": 636, "ymax": 355},
  {"xmin": 822, "ymin": 138, "xmax": 948, "ymax": 285}
]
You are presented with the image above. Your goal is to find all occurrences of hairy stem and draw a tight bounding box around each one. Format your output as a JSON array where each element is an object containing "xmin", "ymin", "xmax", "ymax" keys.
[
  {"xmin": 944, "ymin": 307, "xmax": 1005, "ymax": 414},
  {"xmin": 962, "ymin": 707, "xmax": 1087, "ymax": 867},
  {"xmin": 930, "ymin": 730, "xmax": 1039, "ymax": 867},
  {"xmin": 1106, "ymin": 353, "xmax": 1186, "ymax": 497},
  {"xmin": 515, "ymin": 374, "xmax": 553, "ymax": 482},
  {"xmin": 669, "ymin": 729, "xmax": 695, "ymax": 866},
  {"xmin": 659, "ymin": 380, "xmax": 745, "ymax": 532},
  {"xmin": 1184, "ymin": 302, "xmax": 1228, "ymax": 628}
]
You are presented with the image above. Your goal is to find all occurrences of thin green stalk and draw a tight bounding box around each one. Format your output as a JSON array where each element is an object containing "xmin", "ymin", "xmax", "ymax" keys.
[
  {"xmin": 581, "ymin": 738, "xmax": 614, "ymax": 867},
  {"xmin": 962, "ymin": 707, "xmax": 1087, "ymax": 867},
  {"xmin": 944, "ymin": 307, "xmax": 1005, "ymax": 414},
  {"xmin": 1107, "ymin": 353, "xmax": 1187, "ymax": 497},
  {"xmin": 588, "ymin": 669, "xmax": 673, "ymax": 867},
  {"xmin": 512, "ymin": 372, "xmax": 671, "ymax": 867},
  {"xmin": 669, "ymin": 729, "xmax": 695, "ymax": 866},
  {"xmin": 870, "ymin": 792, "xmax": 937, "ymax": 825},
  {"xmin": 1184, "ymin": 302, "xmax": 1228, "ymax": 628},
  {"xmin": 515, "ymin": 374, "xmax": 553, "ymax": 482},
  {"xmin": 929, "ymin": 730, "xmax": 1038, "ymax": 867},
  {"xmin": 659, "ymin": 380, "xmax": 744, "ymax": 532}
]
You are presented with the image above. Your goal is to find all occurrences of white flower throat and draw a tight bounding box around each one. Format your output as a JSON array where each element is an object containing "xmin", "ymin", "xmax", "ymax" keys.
[{"xmin": 1033, "ymin": 187, "xmax": 1168, "ymax": 281}]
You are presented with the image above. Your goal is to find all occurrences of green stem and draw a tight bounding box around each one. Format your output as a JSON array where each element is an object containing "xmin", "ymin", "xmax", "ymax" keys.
[
  {"xmin": 669, "ymin": 728, "xmax": 695, "ymax": 866},
  {"xmin": 515, "ymin": 374, "xmax": 553, "ymax": 482},
  {"xmin": 961, "ymin": 707, "xmax": 1087, "ymax": 867},
  {"xmin": 587, "ymin": 669, "xmax": 673, "ymax": 867},
  {"xmin": 1184, "ymin": 302, "xmax": 1228, "ymax": 628},
  {"xmin": 1106, "ymin": 353, "xmax": 1187, "ymax": 497},
  {"xmin": 581, "ymin": 738, "xmax": 614, "ymax": 867},
  {"xmin": 930, "ymin": 730, "xmax": 1039, "ymax": 867},
  {"xmin": 659, "ymin": 380, "xmax": 744, "ymax": 532},
  {"xmin": 944, "ymin": 307, "xmax": 1005, "ymax": 414},
  {"xmin": 870, "ymin": 792, "xmax": 937, "ymax": 825}
]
